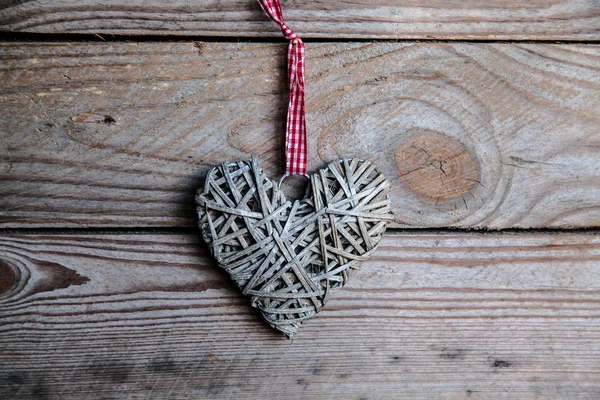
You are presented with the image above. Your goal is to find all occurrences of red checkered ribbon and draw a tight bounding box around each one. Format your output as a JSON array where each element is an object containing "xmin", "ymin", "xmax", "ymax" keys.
[{"xmin": 257, "ymin": 0, "xmax": 306, "ymax": 177}]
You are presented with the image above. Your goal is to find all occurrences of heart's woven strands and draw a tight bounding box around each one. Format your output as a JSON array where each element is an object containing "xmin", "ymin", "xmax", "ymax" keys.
[{"xmin": 196, "ymin": 156, "xmax": 393, "ymax": 338}]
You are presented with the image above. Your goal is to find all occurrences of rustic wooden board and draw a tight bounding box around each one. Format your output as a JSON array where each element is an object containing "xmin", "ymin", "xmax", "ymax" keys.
[
  {"xmin": 1, "ymin": 231, "xmax": 599, "ymax": 399},
  {"xmin": 1, "ymin": 0, "xmax": 599, "ymax": 40},
  {"xmin": 1, "ymin": 42, "xmax": 599, "ymax": 229}
]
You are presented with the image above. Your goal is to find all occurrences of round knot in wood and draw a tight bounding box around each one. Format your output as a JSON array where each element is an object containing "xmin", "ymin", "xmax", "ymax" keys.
[
  {"xmin": 0, "ymin": 259, "xmax": 21, "ymax": 298},
  {"xmin": 394, "ymin": 133, "xmax": 479, "ymax": 201}
]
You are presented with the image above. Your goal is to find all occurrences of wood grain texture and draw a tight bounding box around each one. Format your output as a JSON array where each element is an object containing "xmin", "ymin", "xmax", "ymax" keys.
[
  {"xmin": 1, "ymin": 231, "xmax": 600, "ymax": 399},
  {"xmin": 1, "ymin": 0, "xmax": 599, "ymax": 40},
  {"xmin": 0, "ymin": 42, "xmax": 599, "ymax": 229}
]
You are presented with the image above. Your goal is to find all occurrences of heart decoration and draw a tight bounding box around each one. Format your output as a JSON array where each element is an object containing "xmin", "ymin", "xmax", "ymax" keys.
[{"xmin": 196, "ymin": 155, "xmax": 393, "ymax": 338}]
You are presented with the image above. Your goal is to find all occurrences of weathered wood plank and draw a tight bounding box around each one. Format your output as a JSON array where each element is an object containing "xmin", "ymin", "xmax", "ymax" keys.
[
  {"xmin": 1, "ymin": 232, "xmax": 600, "ymax": 399},
  {"xmin": 1, "ymin": 0, "xmax": 599, "ymax": 40},
  {"xmin": 0, "ymin": 42, "xmax": 599, "ymax": 229}
]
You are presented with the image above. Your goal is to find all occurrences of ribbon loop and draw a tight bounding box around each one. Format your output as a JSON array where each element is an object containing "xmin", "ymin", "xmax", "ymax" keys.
[
  {"xmin": 280, "ymin": 23, "xmax": 297, "ymax": 41},
  {"xmin": 257, "ymin": 0, "xmax": 307, "ymax": 176}
]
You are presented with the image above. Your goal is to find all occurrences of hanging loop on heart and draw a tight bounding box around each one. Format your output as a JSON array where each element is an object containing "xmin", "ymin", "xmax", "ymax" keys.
[
  {"xmin": 256, "ymin": 0, "xmax": 307, "ymax": 178},
  {"xmin": 277, "ymin": 172, "xmax": 310, "ymax": 201}
]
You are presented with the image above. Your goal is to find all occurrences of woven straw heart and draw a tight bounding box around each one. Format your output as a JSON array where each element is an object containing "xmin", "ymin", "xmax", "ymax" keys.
[{"xmin": 196, "ymin": 155, "xmax": 393, "ymax": 338}]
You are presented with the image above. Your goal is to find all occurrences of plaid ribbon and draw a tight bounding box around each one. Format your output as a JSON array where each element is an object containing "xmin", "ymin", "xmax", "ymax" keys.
[{"xmin": 257, "ymin": 0, "xmax": 306, "ymax": 177}]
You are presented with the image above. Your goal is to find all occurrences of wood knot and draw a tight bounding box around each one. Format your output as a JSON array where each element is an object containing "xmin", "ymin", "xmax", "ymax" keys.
[
  {"xmin": 0, "ymin": 259, "xmax": 20, "ymax": 296},
  {"xmin": 394, "ymin": 133, "xmax": 478, "ymax": 201}
]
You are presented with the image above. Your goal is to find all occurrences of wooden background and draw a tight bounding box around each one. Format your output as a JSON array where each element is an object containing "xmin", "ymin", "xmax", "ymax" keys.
[{"xmin": 1, "ymin": 1, "xmax": 599, "ymax": 399}]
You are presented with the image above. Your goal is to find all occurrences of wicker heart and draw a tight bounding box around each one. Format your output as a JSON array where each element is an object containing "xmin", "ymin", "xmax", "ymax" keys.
[{"xmin": 195, "ymin": 155, "xmax": 393, "ymax": 338}]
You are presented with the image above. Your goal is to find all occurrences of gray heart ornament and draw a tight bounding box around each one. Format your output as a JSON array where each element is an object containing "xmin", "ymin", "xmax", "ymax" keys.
[{"xmin": 196, "ymin": 155, "xmax": 393, "ymax": 338}]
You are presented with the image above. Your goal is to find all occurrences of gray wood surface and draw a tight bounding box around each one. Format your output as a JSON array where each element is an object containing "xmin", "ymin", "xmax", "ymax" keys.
[
  {"xmin": 1, "ymin": 42, "xmax": 599, "ymax": 229},
  {"xmin": 1, "ymin": 0, "xmax": 599, "ymax": 40},
  {"xmin": 1, "ymin": 3, "xmax": 599, "ymax": 399},
  {"xmin": 1, "ymin": 231, "xmax": 600, "ymax": 399}
]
